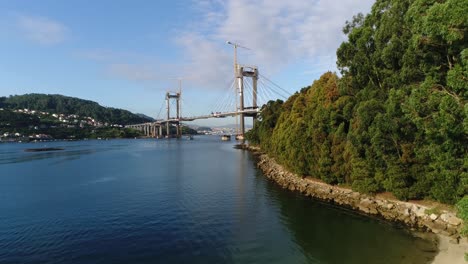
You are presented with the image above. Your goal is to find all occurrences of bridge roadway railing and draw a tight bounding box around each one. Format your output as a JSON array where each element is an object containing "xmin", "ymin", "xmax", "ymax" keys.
[
  {"xmin": 180, "ymin": 108, "xmax": 260, "ymax": 121},
  {"xmin": 125, "ymin": 108, "xmax": 260, "ymax": 137},
  {"xmin": 127, "ymin": 108, "xmax": 259, "ymax": 126}
]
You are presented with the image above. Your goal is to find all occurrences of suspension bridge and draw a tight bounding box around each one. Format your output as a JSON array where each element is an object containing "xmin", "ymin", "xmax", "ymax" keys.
[{"xmin": 126, "ymin": 43, "xmax": 291, "ymax": 140}]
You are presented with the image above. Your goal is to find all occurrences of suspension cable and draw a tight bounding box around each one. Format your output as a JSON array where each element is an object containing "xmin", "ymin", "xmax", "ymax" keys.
[{"xmin": 259, "ymin": 73, "xmax": 291, "ymax": 98}]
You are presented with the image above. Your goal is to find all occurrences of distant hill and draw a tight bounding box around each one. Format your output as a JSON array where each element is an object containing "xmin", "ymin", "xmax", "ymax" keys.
[
  {"xmin": 196, "ymin": 126, "xmax": 212, "ymax": 131},
  {"xmin": 213, "ymin": 124, "xmax": 252, "ymax": 129},
  {"xmin": 135, "ymin": 113, "xmax": 155, "ymax": 121},
  {"xmin": 0, "ymin": 94, "xmax": 152, "ymax": 125}
]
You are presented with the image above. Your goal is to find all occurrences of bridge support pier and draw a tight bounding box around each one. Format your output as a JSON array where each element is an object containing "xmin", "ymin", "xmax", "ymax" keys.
[{"xmin": 126, "ymin": 123, "xmax": 163, "ymax": 138}]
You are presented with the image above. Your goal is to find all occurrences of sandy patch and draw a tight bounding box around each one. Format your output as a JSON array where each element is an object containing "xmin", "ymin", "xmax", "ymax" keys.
[{"xmin": 432, "ymin": 235, "xmax": 467, "ymax": 264}]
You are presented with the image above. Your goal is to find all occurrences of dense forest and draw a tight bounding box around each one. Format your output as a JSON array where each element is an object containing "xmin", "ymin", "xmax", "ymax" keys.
[
  {"xmin": 0, "ymin": 94, "xmax": 152, "ymax": 125},
  {"xmin": 247, "ymin": 0, "xmax": 466, "ymax": 205}
]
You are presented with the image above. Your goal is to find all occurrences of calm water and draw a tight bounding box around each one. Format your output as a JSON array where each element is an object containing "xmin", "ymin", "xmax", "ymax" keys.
[{"xmin": 0, "ymin": 137, "xmax": 436, "ymax": 264}]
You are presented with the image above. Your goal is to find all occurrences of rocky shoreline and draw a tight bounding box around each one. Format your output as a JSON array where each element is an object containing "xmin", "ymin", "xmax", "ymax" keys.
[{"xmin": 246, "ymin": 145, "xmax": 467, "ymax": 263}]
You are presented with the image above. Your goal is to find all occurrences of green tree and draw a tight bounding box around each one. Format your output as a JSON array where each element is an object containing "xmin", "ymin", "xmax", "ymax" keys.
[{"xmin": 248, "ymin": 0, "xmax": 467, "ymax": 204}]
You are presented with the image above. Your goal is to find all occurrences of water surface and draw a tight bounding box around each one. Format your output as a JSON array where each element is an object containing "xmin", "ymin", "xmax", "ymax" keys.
[{"xmin": 0, "ymin": 137, "xmax": 436, "ymax": 263}]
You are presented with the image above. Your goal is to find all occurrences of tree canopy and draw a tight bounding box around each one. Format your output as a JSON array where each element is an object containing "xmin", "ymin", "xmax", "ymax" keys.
[{"xmin": 247, "ymin": 0, "xmax": 467, "ymax": 204}]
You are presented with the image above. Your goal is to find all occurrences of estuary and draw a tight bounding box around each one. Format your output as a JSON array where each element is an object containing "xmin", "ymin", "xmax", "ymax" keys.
[{"xmin": 0, "ymin": 137, "xmax": 436, "ymax": 263}]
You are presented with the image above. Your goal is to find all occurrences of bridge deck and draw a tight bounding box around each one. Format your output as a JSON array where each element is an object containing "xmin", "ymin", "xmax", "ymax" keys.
[{"xmin": 126, "ymin": 109, "xmax": 259, "ymax": 127}]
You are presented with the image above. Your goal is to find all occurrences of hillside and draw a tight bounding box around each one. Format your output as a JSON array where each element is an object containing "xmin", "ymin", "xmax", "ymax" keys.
[
  {"xmin": 247, "ymin": 0, "xmax": 467, "ymax": 205},
  {"xmin": 0, "ymin": 94, "xmax": 152, "ymax": 125}
]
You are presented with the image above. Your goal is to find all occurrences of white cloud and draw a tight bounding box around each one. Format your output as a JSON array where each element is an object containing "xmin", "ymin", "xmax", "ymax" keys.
[
  {"xmin": 175, "ymin": 32, "xmax": 232, "ymax": 86},
  {"xmin": 17, "ymin": 15, "xmax": 67, "ymax": 45},
  {"xmin": 176, "ymin": 0, "xmax": 374, "ymax": 88}
]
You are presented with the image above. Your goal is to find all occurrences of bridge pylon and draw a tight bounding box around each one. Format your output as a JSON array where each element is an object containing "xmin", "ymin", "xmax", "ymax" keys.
[
  {"xmin": 166, "ymin": 91, "xmax": 181, "ymax": 138},
  {"xmin": 236, "ymin": 64, "xmax": 259, "ymax": 139}
]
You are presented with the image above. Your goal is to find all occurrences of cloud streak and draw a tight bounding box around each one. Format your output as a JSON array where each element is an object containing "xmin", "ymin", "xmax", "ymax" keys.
[
  {"xmin": 76, "ymin": 50, "xmax": 182, "ymax": 85},
  {"xmin": 17, "ymin": 15, "xmax": 68, "ymax": 45},
  {"xmin": 78, "ymin": 1, "xmax": 374, "ymax": 92},
  {"xmin": 176, "ymin": 0, "xmax": 374, "ymax": 88}
]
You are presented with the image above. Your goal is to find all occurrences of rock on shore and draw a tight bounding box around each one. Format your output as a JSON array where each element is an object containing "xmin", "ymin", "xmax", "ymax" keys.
[{"xmin": 247, "ymin": 147, "xmax": 466, "ymax": 262}]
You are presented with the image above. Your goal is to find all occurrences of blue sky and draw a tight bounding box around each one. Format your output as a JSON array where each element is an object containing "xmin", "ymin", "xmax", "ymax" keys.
[{"xmin": 0, "ymin": 0, "xmax": 373, "ymax": 126}]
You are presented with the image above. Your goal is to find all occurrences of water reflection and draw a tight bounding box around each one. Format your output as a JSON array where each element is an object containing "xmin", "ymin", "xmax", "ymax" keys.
[
  {"xmin": 0, "ymin": 138, "xmax": 438, "ymax": 264},
  {"xmin": 260, "ymin": 170, "xmax": 437, "ymax": 264},
  {"xmin": 0, "ymin": 141, "xmax": 131, "ymax": 165},
  {"xmin": 81, "ymin": 176, "xmax": 117, "ymax": 186},
  {"xmin": 0, "ymin": 149, "xmax": 98, "ymax": 165}
]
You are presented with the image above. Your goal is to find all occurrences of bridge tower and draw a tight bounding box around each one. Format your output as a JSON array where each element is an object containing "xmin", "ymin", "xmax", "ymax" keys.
[
  {"xmin": 228, "ymin": 41, "xmax": 259, "ymax": 141},
  {"xmin": 165, "ymin": 91, "xmax": 181, "ymax": 138},
  {"xmin": 236, "ymin": 65, "xmax": 259, "ymax": 138}
]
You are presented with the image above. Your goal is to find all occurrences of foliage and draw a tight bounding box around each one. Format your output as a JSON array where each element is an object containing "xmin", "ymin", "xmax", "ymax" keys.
[
  {"xmin": 457, "ymin": 196, "xmax": 468, "ymax": 237},
  {"xmin": 0, "ymin": 107, "xmax": 145, "ymax": 140},
  {"xmin": 0, "ymin": 95, "xmax": 197, "ymax": 139},
  {"xmin": 180, "ymin": 126, "xmax": 198, "ymax": 135},
  {"xmin": 424, "ymin": 207, "xmax": 442, "ymax": 216},
  {"xmin": 246, "ymin": 99, "xmax": 284, "ymax": 152},
  {"xmin": 90, "ymin": 128, "xmax": 143, "ymax": 139},
  {"xmin": 247, "ymin": 0, "xmax": 467, "ymax": 204},
  {"xmin": 196, "ymin": 126, "xmax": 212, "ymax": 132},
  {"xmin": 0, "ymin": 110, "xmax": 41, "ymax": 128},
  {"xmin": 0, "ymin": 111, "xmax": 144, "ymax": 140},
  {"xmin": 0, "ymin": 94, "xmax": 152, "ymax": 125}
]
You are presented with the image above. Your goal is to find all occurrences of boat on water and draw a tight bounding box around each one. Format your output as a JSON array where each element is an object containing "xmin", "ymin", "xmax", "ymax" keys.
[
  {"xmin": 221, "ymin": 135, "xmax": 231, "ymax": 141},
  {"xmin": 235, "ymin": 134, "xmax": 244, "ymax": 141},
  {"xmin": 187, "ymin": 135, "xmax": 194, "ymax": 140}
]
